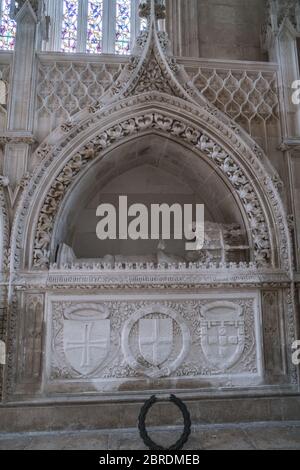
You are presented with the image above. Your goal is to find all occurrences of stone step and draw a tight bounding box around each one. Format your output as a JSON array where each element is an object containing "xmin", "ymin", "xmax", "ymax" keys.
[
  {"xmin": 1, "ymin": 394, "xmax": 300, "ymax": 434},
  {"xmin": 0, "ymin": 422, "xmax": 300, "ymax": 450}
]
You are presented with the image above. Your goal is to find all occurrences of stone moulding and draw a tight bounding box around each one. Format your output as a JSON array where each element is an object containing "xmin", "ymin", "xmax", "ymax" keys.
[{"xmin": 11, "ymin": 266, "xmax": 291, "ymax": 291}]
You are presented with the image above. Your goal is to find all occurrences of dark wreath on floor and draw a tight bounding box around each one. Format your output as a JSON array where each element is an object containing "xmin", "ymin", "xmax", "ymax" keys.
[{"xmin": 138, "ymin": 394, "xmax": 192, "ymax": 450}]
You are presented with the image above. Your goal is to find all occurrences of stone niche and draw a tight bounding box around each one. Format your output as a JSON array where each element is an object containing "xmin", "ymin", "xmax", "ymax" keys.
[
  {"xmin": 52, "ymin": 135, "xmax": 251, "ymax": 268},
  {"xmin": 44, "ymin": 291, "xmax": 262, "ymax": 395}
]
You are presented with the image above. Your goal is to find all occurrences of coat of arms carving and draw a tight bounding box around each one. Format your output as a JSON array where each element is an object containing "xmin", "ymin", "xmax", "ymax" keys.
[
  {"xmin": 63, "ymin": 319, "xmax": 110, "ymax": 375},
  {"xmin": 200, "ymin": 302, "xmax": 245, "ymax": 371}
]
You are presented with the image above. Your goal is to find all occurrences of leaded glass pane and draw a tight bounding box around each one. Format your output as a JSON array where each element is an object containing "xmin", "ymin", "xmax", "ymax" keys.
[
  {"xmin": 61, "ymin": 0, "xmax": 79, "ymax": 53},
  {"xmin": 87, "ymin": 0, "xmax": 103, "ymax": 53},
  {"xmin": 115, "ymin": 0, "xmax": 131, "ymax": 55},
  {"xmin": 0, "ymin": 0, "xmax": 16, "ymax": 50}
]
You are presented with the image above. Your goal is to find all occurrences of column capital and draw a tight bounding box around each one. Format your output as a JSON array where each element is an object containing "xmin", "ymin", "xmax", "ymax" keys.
[
  {"xmin": 10, "ymin": 1, "xmax": 44, "ymax": 23},
  {"xmin": 139, "ymin": 0, "xmax": 166, "ymax": 22}
]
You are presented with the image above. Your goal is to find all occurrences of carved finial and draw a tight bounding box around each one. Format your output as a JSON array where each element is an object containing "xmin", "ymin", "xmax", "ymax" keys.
[
  {"xmin": 10, "ymin": 1, "xmax": 50, "ymax": 39},
  {"xmin": 10, "ymin": 0, "xmax": 43, "ymax": 18},
  {"xmin": 139, "ymin": 0, "xmax": 166, "ymax": 24}
]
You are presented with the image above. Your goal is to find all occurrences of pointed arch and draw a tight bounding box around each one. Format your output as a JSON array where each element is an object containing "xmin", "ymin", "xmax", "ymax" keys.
[{"xmin": 9, "ymin": 93, "xmax": 291, "ymax": 273}]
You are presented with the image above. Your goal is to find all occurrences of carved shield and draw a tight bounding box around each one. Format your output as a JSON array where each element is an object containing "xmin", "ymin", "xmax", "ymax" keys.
[
  {"xmin": 139, "ymin": 318, "xmax": 173, "ymax": 367},
  {"xmin": 200, "ymin": 304, "xmax": 245, "ymax": 370},
  {"xmin": 64, "ymin": 320, "xmax": 110, "ymax": 375}
]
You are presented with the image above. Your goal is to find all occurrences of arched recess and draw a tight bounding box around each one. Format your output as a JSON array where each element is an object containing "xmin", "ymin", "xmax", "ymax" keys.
[
  {"xmin": 51, "ymin": 134, "xmax": 252, "ymax": 264},
  {"xmin": 10, "ymin": 94, "xmax": 292, "ymax": 273}
]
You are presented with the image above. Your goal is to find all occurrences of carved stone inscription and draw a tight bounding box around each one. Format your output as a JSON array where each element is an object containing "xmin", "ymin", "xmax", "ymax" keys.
[{"xmin": 47, "ymin": 293, "xmax": 262, "ymax": 389}]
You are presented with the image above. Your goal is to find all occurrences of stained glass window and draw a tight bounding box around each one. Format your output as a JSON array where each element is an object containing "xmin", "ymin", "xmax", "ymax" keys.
[
  {"xmin": 59, "ymin": 0, "xmax": 144, "ymax": 55},
  {"xmin": 87, "ymin": 0, "xmax": 103, "ymax": 54},
  {"xmin": 115, "ymin": 0, "xmax": 131, "ymax": 55},
  {"xmin": 0, "ymin": 0, "xmax": 16, "ymax": 50},
  {"xmin": 61, "ymin": 0, "xmax": 79, "ymax": 53}
]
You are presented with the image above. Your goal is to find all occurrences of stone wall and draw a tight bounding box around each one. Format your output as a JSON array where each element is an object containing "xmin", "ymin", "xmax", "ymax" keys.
[{"xmin": 167, "ymin": 0, "xmax": 267, "ymax": 61}]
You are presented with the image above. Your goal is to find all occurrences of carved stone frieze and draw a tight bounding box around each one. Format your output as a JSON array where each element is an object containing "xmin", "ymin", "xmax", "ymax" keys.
[
  {"xmin": 0, "ymin": 135, "xmax": 36, "ymax": 146},
  {"xmin": 47, "ymin": 293, "xmax": 261, "ymax": 389}
]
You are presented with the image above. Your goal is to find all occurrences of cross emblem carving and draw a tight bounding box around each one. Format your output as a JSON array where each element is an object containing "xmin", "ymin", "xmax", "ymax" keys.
[
  {"xmin": 65, "ymin": 322, "xmax": 108, "ymax": 368},
  {"xmin": 139, "ymin": 318, "xmax": 173, "ymax": 366},
  {"xmin": 142, "ymin": 319, "xmax": 170, "ymax": 363}
]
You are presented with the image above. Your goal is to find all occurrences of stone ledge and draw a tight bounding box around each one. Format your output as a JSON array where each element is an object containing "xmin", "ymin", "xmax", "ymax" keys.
[
  {"xmin": 1, "ymin": 421, "xmax": 300, "ymax": 450},
  {"xmin": 0, "ymin": 395, "xmax": 300, "ymax": 434}
]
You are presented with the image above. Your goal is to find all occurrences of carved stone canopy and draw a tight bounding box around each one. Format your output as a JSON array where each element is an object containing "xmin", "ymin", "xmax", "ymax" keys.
[{"xmin": 8, "ymin": 0, "xmax": 292, "ymax": 276}]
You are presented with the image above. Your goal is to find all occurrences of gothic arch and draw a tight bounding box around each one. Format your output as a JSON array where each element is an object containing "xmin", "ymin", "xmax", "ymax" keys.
[{"xmin": 10, "ymin": 94, "xmax": 291, "ymax": 273}]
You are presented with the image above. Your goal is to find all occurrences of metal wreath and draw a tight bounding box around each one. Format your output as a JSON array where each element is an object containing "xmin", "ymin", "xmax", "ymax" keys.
[{"xmin": 138, "ymin": 394, "xmax": 192, "ymax": 450}]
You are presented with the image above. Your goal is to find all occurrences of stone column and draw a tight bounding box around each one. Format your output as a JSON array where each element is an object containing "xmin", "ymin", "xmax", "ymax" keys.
[
  {"xmin": 43, "ymin": 0, "xmax": 62, "ymax": 52},
  {"xmin": 262, "ymin": 1, "xmax": 300, "ymax": 136},
  {"xmin": 165, "ymin": 0, "xmax": 200, "ymax": 57},
  {"xmin": 0, "ymin": 0, "xmax": 41, "ymax": 402},
  {"xmin": 3, "ymin": 1, "xmax": 39, "ymax": 196}
]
